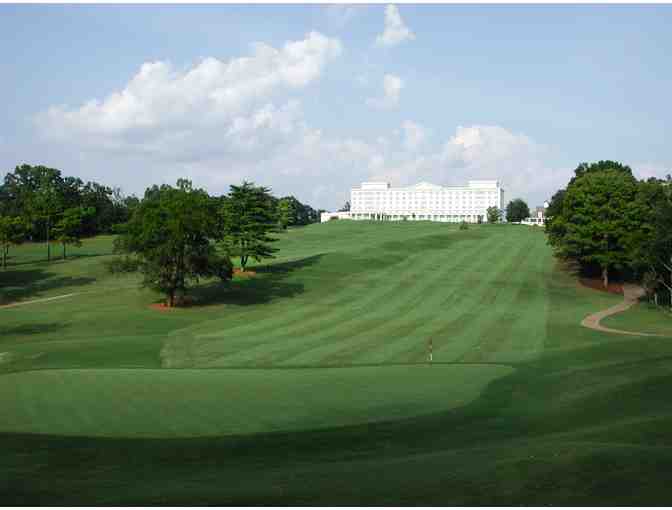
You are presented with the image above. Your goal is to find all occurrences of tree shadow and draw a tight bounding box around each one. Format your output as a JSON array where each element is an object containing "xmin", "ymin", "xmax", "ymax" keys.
[
  {"xmin": 8, "ymin": 252, "xmax": 112, "ymax": 268},
  {"xmin": 189, "ymin": 254, "xmax": 325, "ymax": 307},
  {"xmin": 253, "ymin": 253, "xmax": 325, "ymax": 275},
  {"xmin": 0, "ymin": 267, "xmax": 96, "ymax": 305},
  {"xmin": 379, "ymin": 229, "xmax": 487, "ymax": 255},
  {"xmin": 0, "ymin": 322, "xmax": 68, "ymax": 339}
]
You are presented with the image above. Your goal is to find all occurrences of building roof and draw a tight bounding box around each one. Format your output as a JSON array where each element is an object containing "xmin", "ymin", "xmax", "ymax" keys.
[{"xmin": 353, "ymin": 180, "xmax": 501, "ymax": 192}]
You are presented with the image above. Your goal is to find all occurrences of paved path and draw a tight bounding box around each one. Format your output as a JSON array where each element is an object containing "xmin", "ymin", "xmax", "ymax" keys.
[
  {"xmin": 0, "ymin": 293, "xmax": 79, "ymax": 310},
  {"xmin": 581, "ymin": 284, "xmax": 663, "ymax": 337}
]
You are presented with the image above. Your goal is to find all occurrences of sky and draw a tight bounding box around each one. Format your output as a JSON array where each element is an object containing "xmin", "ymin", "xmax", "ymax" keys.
[{"xmin": 1, "ymin": 3, "xmax": 671, "ymax": 210}]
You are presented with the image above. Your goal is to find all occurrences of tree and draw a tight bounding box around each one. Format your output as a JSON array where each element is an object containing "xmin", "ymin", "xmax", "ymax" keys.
[
  {"xmin": 551, "ymin": 168, "xmax": 643, "ymax": 288},
  {"xmin": 34, "ymin": 175, "xmax": 64, "ymax": 262},
  {"xmin": 1, "ymin": 164, "xmax": 137, "ymax": 241},
  {"xmin": 338, "ymin": 201, "xmax": 351, "ymax": 212},
  {"xmin": 545, "ymin": 189, "xmax": 567, "ymax": 246},
  {"xmin": 276, "ymin": 197, "xmax": 298, "ymax": 229},
  {"xmin": 2, "ymin": 165, "xmax": 64, "ymax": 245},
  {"xmin": 486, "ymin": 206, "xmax": 501, "ymax": 224},
  {"xmin": 633, "ymin": 179, "xmax": 672, "ymax": 308},
  {"xmin": 116, "ymin": 179, "xmax": 232, "ymax": 307},
  {"xmin": 219, "ymin": 181, "xmax": 278, "ymax": 272},
  {"xmin": 505, "ymin": 199, "xmax": 530, "ymax": 223},
  {"xmin": 53, "ymin": 206, "xmax": 94, "ymax": 259},
  {"xmin": 275, "ymin": 196, "xmax": 320, "ymax": 228},
  {"xmin": 545, "ymin": 189, "xmax": 566, "ymax": 220},
  {"xmin": 0, "ymin": 215, "xmax": 25, "ymax": 269},
  {"xmin": 570, "ymin": 160, "xmax": 633, "ymax": 185},
  {"xmin": 647, "ymin": 203, "xmax": 672, "ymax": 309}
]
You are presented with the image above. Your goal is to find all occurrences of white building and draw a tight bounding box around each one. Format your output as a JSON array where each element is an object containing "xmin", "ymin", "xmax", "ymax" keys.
[
  {"xmin": 321, "ymin": 180, "xmax": 504, "ymax": 223},
  {"xmin": 520, "ymin": 201, "xmax": 549, "ymax": 227},
  {"xmin": 320, "ymin": 211, "xmax": 353, "ymax": 222}
]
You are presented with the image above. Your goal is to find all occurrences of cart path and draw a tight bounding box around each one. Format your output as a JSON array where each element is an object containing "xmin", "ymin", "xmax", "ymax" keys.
[
  {"xmin": 581, "ymin": 284, "xmax": 663, "ymax": 337},
  {"xmin": 0, "ymin": 293, "xmax": 79, "ymax": 309}
]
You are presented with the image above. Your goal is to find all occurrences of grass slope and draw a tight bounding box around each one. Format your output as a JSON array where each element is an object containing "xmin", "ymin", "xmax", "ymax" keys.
[
  {"xmin": 2, "ymin": 222, "xmax": 672, "ymax": 505},
  {"xmin": 602, "ymin": 302, "xmax": 672, "ymax": 336}
]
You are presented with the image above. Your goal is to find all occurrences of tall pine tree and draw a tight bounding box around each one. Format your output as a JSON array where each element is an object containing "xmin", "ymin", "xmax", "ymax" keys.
[{"xmin": 219, "ymin": 182, "xmax": 278, "ymax": 272}]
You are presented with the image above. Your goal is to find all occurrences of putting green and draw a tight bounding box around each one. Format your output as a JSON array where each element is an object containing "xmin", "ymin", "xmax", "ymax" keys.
[{"xmin": 0, "ymin": 364, "xmax": 512, "ymax": 438}]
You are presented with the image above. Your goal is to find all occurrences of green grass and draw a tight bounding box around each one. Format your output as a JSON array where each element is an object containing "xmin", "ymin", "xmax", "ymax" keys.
[
  {"xmin": 2, "ymin": 221, "xmax": 672, "ymax": 505},
  {"xmin": 602, "ymin": 301, "xmax": 672, "ymax": 336}
]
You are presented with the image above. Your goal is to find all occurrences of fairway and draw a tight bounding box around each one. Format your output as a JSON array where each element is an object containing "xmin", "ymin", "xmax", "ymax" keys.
[{"xmin": 2, "ymin": 221, "xmax": 672, "ymax": 505}]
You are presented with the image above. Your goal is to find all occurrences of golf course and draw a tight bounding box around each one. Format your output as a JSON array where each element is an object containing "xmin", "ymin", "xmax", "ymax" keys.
[{"xmin": 2, "ymin": 221, "xmax": 672, "ymax": 505}]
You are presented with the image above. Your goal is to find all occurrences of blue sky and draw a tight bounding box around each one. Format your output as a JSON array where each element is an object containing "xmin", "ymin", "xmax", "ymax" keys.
[{"xmin": 1, "ymin": 4, "xmax": 670, "ymax": 210}]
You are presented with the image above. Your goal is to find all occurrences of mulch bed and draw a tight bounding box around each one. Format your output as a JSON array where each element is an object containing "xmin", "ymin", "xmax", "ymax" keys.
[
  {"xmin": 149, "ymin": 303, "xmax": 177, "ymax": 311},
  {"xmin": 579, "ymin": 277, "xmax": 623, "ymax": 295},
  {"xmin": 233, "ymin": 268, "xmax": 257, "ymax": 278},
  {"xmin": 149, "ymin": 296, "xmax": 196, "ymax": 311},
  {"xmin": 148, "ymin": 270, "xmax": 255, "ymax": 311}
]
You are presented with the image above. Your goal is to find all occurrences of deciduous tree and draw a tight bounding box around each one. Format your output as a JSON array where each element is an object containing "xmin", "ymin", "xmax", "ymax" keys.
[
  {"xmin": 34, "ymin": 175, "xmax": 64, "ymax": 262},
  {"xmin": 53, "ymin": 206, "xmax": 94, "ymax": 259},
  {"xmin": 633, "ymin": 178, "xmax": 672, "ymax": 307},
  {"xmin": 116, "ymin": 179, "xmax": 232, "ymax": 307},
  {"xmin": 276, "ymin": 197, "xmax": 297, "ymax": 230},
  {"xmin": 505, "ymin": 199, "xmax": 530, "ymax": 223},
  {"xmin": 553, "ymin": 168, "xmax": 643, "ymax": 288},
  {"xmin": 0, "ymin": 215, "xmax": 25, "ymax": 269},
  {"xmin": 486, "ymin": 206, "xmax": 501, "ymax": 224}
]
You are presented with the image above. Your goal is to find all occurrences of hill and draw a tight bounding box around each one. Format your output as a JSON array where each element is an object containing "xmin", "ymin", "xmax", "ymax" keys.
[{"xmin": 1, "ymin": 221, "xmax": 671, "ymax": 504}]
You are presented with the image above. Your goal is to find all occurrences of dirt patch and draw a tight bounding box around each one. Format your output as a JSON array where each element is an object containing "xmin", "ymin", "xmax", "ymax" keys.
[
  {"xmin": 579, "ymin": 278, "xmax": 623, "ymax": 295},
  {"xmin": 149, "ymin": 303, "xmax": 176, "ymax": 311},
  {"xmin": 233, "ymin": 268, "xmax": 257, "ymax": 278},
  {"xmin": 149, "ymin": 295, "xmax": 199, "ymax": 311}
]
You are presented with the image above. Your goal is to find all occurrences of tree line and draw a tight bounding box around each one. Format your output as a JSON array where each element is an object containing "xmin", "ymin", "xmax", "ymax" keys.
[
  {"xmin": 113, "ymin": 180, "xmax": 321, "ymax": 307},
  {"xmin": 1, "ymin": 164, "xmax": 322, "ymax": 306},
  {"xmin": 0, "ymin": 164, "xmax": 134, "ymax": 263},
  {"xmin": 484, "ymin": 199, "xmax": 530, "ymax": 224},
  {"xmin": 545, "ymin": 160, "xmax": 672, "ymax": 305}
]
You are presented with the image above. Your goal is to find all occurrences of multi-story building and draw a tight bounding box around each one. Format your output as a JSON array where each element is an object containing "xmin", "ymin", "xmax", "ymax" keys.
[
  {"xmin": 521, "ymin": 202, "xmax": 549, "ymax": 227},
  {"xmin": 329, "ymin": 180, "xmax": 504, "ymax": 223}
]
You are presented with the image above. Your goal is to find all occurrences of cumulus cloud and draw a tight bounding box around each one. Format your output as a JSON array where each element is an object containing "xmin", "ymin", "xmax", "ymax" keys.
[
  {"xmin": 33, "ymin": 30, "xmax": 567, "ymax": 211},
  {"xmin": 375, "ymin": 5, "xmax": 415, "ymax": 47},
  {"xmin": 366, "ymin": 74, "xmax": 404, "ymax": 109},
  {"xmin": 37, "ymin": 31, "xmax": 342, "ymax": 144},
  {"xmin": 437, "ymin": 125, "xmax": 570, "ymax": 204},
  {"xmin": 32, "ymin": 31, "xmax": 354, "ymax": 206}
]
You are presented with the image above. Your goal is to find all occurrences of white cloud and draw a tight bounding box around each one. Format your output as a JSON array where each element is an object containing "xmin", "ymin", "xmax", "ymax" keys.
[
  {"xmin": 375, "ymin": 5, "xmax": 415, "ymax": 47},
  {"xmin": 401, "ymin": 120, "xmax": 427, "ymax": 151},
  {"xmin": 33, "ymin": 33, "xmax": 566, "ymax": 211},
  {"xmin": 366, "ymin": 74, "xmax": 404, "ymax": 109},
  {"xmin": 38, "ymin": 31, "xmax": 342, "ymax": 141},
  {"xmin": 437, "ymin": 125, "xmax": 569, "ymax": 204}
]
